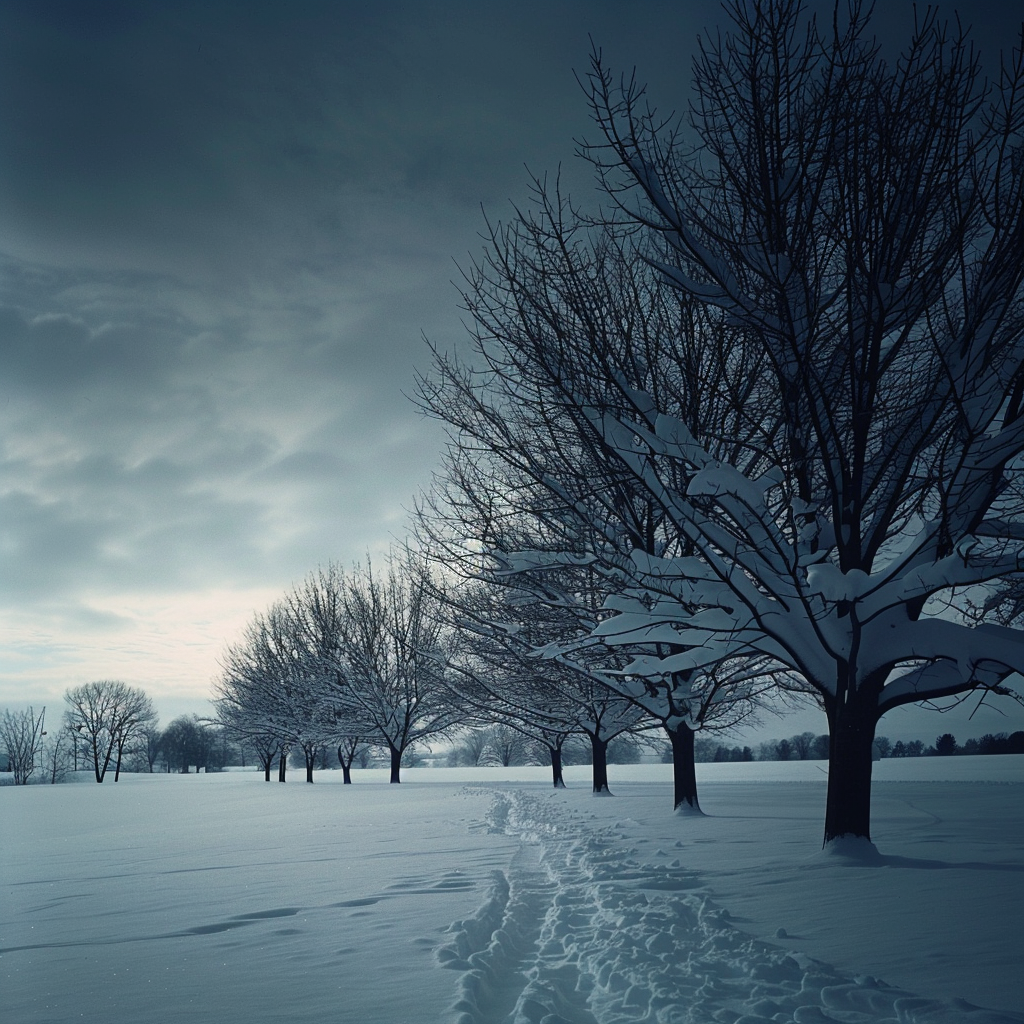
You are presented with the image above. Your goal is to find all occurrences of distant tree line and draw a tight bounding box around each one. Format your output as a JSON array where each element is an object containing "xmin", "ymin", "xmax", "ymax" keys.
[
  {"xmin": 0, "ymin": 684, "xmax": 277, "ymax": 784},
  {"xmin": 702, "ymin": 730, "xmax": 1024, "ymax": 763},
  {"xmin": 924, "ymin": 733, "xmax": 1024, "ymax": 757}
]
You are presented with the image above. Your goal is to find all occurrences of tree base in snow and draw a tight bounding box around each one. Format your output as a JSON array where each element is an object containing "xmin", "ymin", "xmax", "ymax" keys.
[
  {"xmin": 817, "ymin": 835, "xmax": 883, "ymax": 864},
  {"xmin": 673, "ymin": 801, "xmax": 705, "ymax": 817}
]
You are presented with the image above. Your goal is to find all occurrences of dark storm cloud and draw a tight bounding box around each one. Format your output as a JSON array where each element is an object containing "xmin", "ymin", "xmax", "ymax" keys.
[
  {"xmin": 3, "ymin": 0, "xmax": 1019, "ymax": 273},
  {"xmin": 0, "ymin": 1, "xmax": 603, "ymax": 278},
  {"xmin": 0, "ymin": 1, "xmax": 631, "ymax": 616}
]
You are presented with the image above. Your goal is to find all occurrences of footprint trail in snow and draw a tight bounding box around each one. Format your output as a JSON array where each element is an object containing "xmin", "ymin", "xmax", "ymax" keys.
[{"xmin": 438, "ymin": 790, "xmax": 1021, "ymax": 1024}]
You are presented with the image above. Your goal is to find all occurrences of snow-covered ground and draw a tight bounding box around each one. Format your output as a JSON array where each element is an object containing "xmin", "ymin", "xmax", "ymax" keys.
[{"xmin": 3, "ymin": 757, "xmax": 1021, "ymax": 1023}]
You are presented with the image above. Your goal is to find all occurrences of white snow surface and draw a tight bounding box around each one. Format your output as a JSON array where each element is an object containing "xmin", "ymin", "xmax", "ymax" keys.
[{"xmin": 3, "ymin": 757, "xmax": 1022, "ymax": 1023}]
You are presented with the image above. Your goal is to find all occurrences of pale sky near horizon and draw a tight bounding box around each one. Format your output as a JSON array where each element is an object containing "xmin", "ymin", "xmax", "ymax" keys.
[{"xmin": 1, "ymin": 0, "xmax": 1023, "ymax": 745}]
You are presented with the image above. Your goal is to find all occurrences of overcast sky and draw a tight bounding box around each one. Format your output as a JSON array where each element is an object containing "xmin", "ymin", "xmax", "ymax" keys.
[{"xmin": 2, "ymin": 0, "xmax": 1023, "ymax": 742}]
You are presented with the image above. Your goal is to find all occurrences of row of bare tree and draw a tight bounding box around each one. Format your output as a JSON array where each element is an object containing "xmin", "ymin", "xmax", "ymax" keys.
[
  {"xmin": 215, "ymin": 1, "xmax": 1024, "ymax": 846},
  {"xmin": 0, "ymin": 682, "xmax": 155, "ymax": 785},
  {"xmin": 212, "ymin": 552, "xmax": 662, "ymax": 792},
  {"xmin": 411, "ymin": 0, "xmax": 1024, "ymax": 845},
  {"xmin": 0, "ymin": 686, "xmax": 250, "ymax": 784},
  {"xmin": 214, "ymin": 557, "xmax": 461, "ymax": 784}
]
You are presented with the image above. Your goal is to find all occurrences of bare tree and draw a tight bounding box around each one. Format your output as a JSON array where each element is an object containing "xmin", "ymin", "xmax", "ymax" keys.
[
  {"xmin": 316, "ymin": 554, "xmax": 461, "ymax": 783},
  {"xmin": 219, "ymin": 556, "xmax": 461, "ymax": 786},
  {"xmin": 438, "ymin": 575, "xmax": 645, "ymax": 792},
  {"xmin": 161, "ymin": 715, "xmax": 220, "ymax": 774},
  {"xmin": 336, "ymin": 735, "xmax": 375, "ymax": 782},
  {"xmin": 134, "ymin": 725, "xmax": 163, "ymax": 773},
  {"xmin": 573, "ymin": 0, "xmax": 1024, "ymax": 843},
  {"xmin": 213, "ymin": 670, "xmax": 286, "ymax": 782},
  {"xmin": 416, "ymin": 177, "xmax": 787, "ymax": 809},
  {"xmin": 789, "ymin": 732, "xmax": 817, "ymax": 760},
  {"xmin": 64, "ymin": 683, "xmax": 156, "ymax": 783},
  {"xmin": 0, "ymin": 706, "xmax": 47, "ymax": 785},
  {"xmin": 112, "ymin": 696, "xmax": 157, "ymax": 781},
  {"xmin": 215, "ymin": 600, "xmax": 339, "ymax": 783},
  {"xmin": 41, "ymin": 721, "xmax": 74, "ymax": 783}
]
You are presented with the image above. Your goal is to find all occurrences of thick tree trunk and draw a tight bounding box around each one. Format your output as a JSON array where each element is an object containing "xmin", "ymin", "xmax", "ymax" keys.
[
  {"xmin": 338, "ymin": 745, "xmax": 353, "ymax": 784},
  {"xmin": 305, "ymin": 756, "xmax": 315, "ymax": 783},
  {"xmin": 823, "ymin": 694, "xmax": 878, "ymax": 844},
  {"xmin": 549, "ymin": 745, "xmax": 565, "ymax": 788},
  {"xmin": 589, "ymin": 734, "xmax": 610, "ymax": 794},
  {"xmin": 665, "ymin": 721, "xmax": 701, "ymax": 813},
  {"xmin": 278, "ymin": 752, "xmax": 287, "ymax": 782},
  {"xmin": 264, "ymin": 761, "xmax": 272, "ymax": 782},
  {"xmin": 114, "ymin": 747, "xmax": 123, "ymax": 782},
  {"xmin": 389, "ymin": 744, "xmax": 402, "ymax": 784}
]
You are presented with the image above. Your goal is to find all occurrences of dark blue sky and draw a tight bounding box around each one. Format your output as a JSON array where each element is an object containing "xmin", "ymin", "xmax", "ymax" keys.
[{"xmin": 1, "ymin": 0, "xmax": 1021, "ymax": 738}]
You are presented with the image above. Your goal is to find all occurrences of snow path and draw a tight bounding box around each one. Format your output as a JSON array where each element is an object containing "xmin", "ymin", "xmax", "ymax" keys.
[{"xmin": 442, "ymin": 790, "xmax": 1023, "ymax": 1024}]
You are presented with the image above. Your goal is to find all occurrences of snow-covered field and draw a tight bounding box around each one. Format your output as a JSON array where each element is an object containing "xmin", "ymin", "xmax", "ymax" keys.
[{"xmin": 3, "ymin": 757, "xmax": 1022, "ymax": 1023}]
